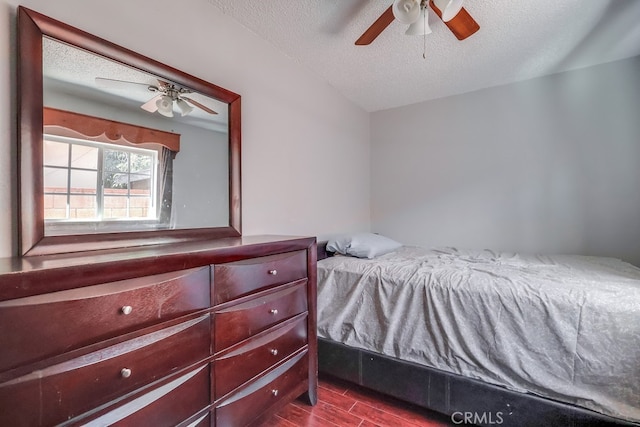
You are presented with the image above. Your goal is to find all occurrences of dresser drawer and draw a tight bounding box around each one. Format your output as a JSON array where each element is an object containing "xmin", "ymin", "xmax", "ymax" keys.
[
  {"xmin": 176, "ymin": 411, "xmax": 211, "ymax": 427},
  {"xmin": 215, "ymin": 315, "xmax": 307, "ymax": 399},
  {"xmin": 213, "ymin": 250, "xmax": 307, "ymax": 305},
  {"xmin": 214, "ymin": 281, "xmax": 308, "ymax": 351},
  {"xmin": 79, "ymin": 363, "xmax": 210, "ymax": 427},
  {"xmin": 0, "ymin": 315, "xmax": 210, "ymax": 427},
  {"xmin": 0, "ymin": 266, "xmax": 209, "ymax": 372},
  {"xmin": 215, "ymin": 350, "xmax": 308, "ymax": 427}
]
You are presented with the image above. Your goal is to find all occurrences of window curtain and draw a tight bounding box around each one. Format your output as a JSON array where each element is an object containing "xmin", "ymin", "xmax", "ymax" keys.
[{"xmin": 158, "ymin": 147, "xmax": 175, "ymax": 226}]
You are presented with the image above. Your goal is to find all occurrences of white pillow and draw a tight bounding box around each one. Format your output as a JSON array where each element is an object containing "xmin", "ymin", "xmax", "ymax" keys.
[{"xmin": 326, "ymin": 233, "xmax": 402, "ymax": 259}]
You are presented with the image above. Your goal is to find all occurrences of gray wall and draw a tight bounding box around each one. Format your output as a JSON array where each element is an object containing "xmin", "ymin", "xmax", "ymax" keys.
[
  {"xmin": 372, "ymin": 56, "xmax": 640, "ymax": 266},
  {"xmin": 171, "ymin": 124, "xmax": 228, "ymax": 228}
]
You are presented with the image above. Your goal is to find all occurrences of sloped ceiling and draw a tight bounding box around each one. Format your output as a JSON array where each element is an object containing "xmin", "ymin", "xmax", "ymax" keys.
[{"xmin": 208, "ymin": 0, "xmax": 640, "ymax": 112}]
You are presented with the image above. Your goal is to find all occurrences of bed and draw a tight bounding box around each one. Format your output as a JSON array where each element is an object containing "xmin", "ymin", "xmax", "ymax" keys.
[{"xmin": 316, "ymin": 238, "xmax": 640, "ymax": 426}]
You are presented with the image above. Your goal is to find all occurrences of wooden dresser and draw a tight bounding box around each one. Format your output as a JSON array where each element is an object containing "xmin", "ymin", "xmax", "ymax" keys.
[{"xmin": 0, "ymin": 235, "xmax": 317, "ymax": 426}]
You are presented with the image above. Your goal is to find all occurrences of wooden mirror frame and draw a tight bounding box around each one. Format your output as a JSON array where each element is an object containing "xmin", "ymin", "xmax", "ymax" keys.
[{"xmin": 18, "ymin": 6, "xmax": 241, "ymax": 256}]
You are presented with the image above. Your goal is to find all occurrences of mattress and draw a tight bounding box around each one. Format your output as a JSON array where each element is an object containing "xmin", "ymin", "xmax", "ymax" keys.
[{"xmin": 317, "ymin": 246, "xmax": 640, "ymax": 423}]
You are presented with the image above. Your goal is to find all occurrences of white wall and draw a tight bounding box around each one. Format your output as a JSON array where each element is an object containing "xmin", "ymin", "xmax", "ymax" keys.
[
  {"xmin": 0, "ymin": 0, "xmax": 371, "ymax": 257},
  {"xmin": 372, "ymin": 56, "xmax": 640, "ymax": 265}
]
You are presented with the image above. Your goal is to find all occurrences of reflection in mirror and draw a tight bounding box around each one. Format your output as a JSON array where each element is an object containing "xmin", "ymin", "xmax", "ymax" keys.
[
  {"xmin": 18, "ymin": 6, "xmax": 241, "ymax": 256},
  {"xmin": 42, "ymin": 37, "xmax": 229, "ymax": 236}
]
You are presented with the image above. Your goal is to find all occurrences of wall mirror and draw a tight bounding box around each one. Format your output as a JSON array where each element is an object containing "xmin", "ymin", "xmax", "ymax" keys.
[{"xmin": 18, "ymin": 7, "xmax": 241, "ymax": 256}]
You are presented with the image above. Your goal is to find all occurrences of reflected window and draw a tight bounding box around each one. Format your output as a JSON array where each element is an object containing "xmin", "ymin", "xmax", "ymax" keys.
[{"xmin": 43, "ymin": 135, "xmax": 157, "ymax": 222}]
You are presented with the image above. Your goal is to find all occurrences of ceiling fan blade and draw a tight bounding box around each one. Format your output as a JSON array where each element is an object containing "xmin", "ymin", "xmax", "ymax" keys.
[
  {"xmin": 95, "ymin": 77, "xmax": 156, "ymax": 91},
  {"xmin": 355, "ymin": 5, "xmax": 395, "ymax": 46},
  {"xmin": 182, "ymin": 96, "xmax": 218, "ymax": 115},
  {"xmin": 141, "ymin": 94, "xmax": 162, "ymax": 113},
  {"xmin": 430, "ymin": 0, "xmax": 479, "ymax": 40},
  {"xmin": 156, "ymin": 79, "xmax": 171, "ymax": 89}
]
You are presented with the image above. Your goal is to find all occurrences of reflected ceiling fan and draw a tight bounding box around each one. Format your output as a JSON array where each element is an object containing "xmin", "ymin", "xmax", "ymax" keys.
[
  {"xmin": 95, "ymin": 77, "xmax": 218, "ymax": 117},
  {"xmin": 356, "ymin": 0, "xmax": 479, "ymax": 45}
]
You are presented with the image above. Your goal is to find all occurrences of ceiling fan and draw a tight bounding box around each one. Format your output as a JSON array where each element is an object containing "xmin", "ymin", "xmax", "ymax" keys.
[
  {"xmin": 355, "ymin": 0, "xmax": 479, "ymax": 45},
  {"xmin": 95, "ymin": 77, "xmax": 218, "ymax": 117}
]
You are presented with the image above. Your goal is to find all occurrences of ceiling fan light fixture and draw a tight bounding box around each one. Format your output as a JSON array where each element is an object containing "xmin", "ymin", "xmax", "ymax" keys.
[
  {"xmin": 405, "ymin": 7, "xmax": 432, "ymax": 36},
  {"xmin": 176, "ymin": 98, "xmax": 194, "ymax": 116},
  {"xmin": 392, "ymin": 0, "xmax": 421, "ymax": 24},
  {"xmin": 433, "ymin": 0, "xmax": 464, "ymax": 22},
  {"xmin": 156, "ymin": 95, "xmax": 174, "ymax": 117}
]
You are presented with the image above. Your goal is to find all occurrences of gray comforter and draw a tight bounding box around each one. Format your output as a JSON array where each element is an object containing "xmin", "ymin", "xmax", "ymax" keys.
[{"xmin": 317, "ymin": 246, "xmax": 640, "ymax": 423}]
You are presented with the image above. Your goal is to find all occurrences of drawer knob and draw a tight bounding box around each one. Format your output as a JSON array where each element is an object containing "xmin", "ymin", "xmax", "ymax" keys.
[
  {"xmin": 269, "ymin": 309, "xmax": 279, "ymax": 315},
  {"xmin": 271, "ymin": 389, "xmax": 279, "ymax": 397},
  {"xmin": 121, "ymin": 305, "xmax": 133, "ymax": 315},
  {"xmin": 120, "ymin": 368, "xmax": 132, "ymax": 378},
  {"xmin": 270, "ymin": 348, "xmax": 279, "ymax": 356},
  {"xmin": 268, "ymin": 269, "xmax": 278, "ymax": 276}
]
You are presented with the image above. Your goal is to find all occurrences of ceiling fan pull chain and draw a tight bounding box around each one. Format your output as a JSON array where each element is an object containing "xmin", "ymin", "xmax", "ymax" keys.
[{"xmin": 423, "ymin": 7, "xmax": 427, "ymax": 59}]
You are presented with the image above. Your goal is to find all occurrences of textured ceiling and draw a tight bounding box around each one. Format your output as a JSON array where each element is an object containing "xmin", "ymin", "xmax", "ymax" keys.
[
  {"xmin": 43, "ymin": 38, "xmax": 229, "ymax": 132},
  {"xmin": 208, "ymin": 0, "xmax": 640, "ymax": 112}
]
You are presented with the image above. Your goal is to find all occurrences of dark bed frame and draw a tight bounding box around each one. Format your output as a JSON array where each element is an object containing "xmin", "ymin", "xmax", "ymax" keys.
[{"xmin": 316, "ymin": 242, "xmax": 638, "ymax": 427}]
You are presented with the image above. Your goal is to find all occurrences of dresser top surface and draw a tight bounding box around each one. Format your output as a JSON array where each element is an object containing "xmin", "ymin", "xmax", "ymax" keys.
[{"xmin": 0, "ymin": 235, "xmax": 316, "ymax": 301}]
